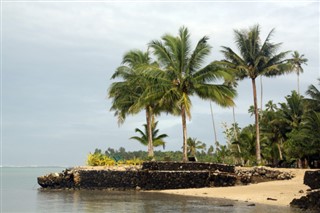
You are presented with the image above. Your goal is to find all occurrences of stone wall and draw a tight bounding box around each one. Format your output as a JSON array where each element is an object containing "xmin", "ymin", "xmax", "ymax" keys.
[
  {"xmin": 37, "ymin": 163, "xmax": 293, "ymax": 191},
  {"xmin": 142, "ymin": 161, "xmax": 235, "ymax": 173},
  {"xmin": 38, "ymin": 162, "xmax": 237, "ymax": 190}
]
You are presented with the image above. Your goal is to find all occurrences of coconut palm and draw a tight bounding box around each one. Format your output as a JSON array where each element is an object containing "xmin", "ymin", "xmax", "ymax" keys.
[
  {"xmin": 148, "ymin": 26, "xmax": 237, "ymax": 161},
  {"xmin": 220, "ymin": 25, "xmax": 290, "ymax": 164},
  {"xmin": 130, "ymin": 121, "xmax": 168, "ymax": 150},
  {"xmin": 305, "ymin": 79, "xmax": 320, "ymax": 112},
  {"xmin": 108, "ymin": 50, "xmax": 159, "ymax": 158},
  {"xmin": 187, "ymin": 137, "xmax": 206, "ymax": 157},
  {"xmin": 288, "ymin": 51, "xmax": 308, "ymax": 95}
]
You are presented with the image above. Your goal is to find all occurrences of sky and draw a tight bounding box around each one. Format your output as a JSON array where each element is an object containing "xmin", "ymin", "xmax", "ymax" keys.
[{"xmin": 1, "ymin": 0, "xmax": 319, "ymax": 166}]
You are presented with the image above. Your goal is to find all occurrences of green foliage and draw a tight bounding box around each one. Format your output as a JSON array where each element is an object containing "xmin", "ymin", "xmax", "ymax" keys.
[
  {"xmin": 130, "ymin": 121, "xmax": 168, "ymax": 149},
  {"xmin": 186, "ymin": 137, "xmax": 206, "ymax": 157},
  {"xmin": 87, "ymin": 152, "xmax": 115, "ymax": 166},
  {"xmin": 86, "ymin": 150, "xmax": 144, "ymax": 166}
]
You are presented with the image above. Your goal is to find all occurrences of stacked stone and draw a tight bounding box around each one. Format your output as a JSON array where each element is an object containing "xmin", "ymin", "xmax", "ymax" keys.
[
  {"xmin": 38, "ymin": 162, "xmax": 237, "ymax": 190},
  {"xmin": 235, "ymin": 167, "xmax": 294, "ymax": 185},
  {"xmin": 290, "ymin": 170, "xmax": 320, "ymax": 211}
]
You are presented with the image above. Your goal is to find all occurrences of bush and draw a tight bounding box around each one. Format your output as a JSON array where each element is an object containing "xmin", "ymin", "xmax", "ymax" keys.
[
  {"xmin": 87, "ymin": 153, "xmax": 115, "ymax": 166},
  {"xmin": 86, "ymin": 152, "xmax": 143, "ymax": 166}
]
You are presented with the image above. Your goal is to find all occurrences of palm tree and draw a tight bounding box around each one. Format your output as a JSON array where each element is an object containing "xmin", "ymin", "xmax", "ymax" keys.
[
  {"xmin": 130, "ymin": 121, "xmax": 168, "ymax": 150},
  {"xmin": 220, "ymin": 25, "xmax": 290, "ymax": 164},
  {"xmin": 279, "ymin": 91, "xmax": 305, "ymax": 130},
  {"xmin": 305, "ymin": 78, "xmax": 320, "ymax": 112},
  {"xmin": 187, "ymin": 137, "xmax": 206, "ymax": 157},
  {"xmin": 148, "ymin": 26, "xmax": 237, "ymax": 162},
  {"xmin": 288, "ymin": 51, "xmax": 308, "ymax": 95},
  {"xmin": 108, "ymin": 50, "xmax": 159, "ymax": 158}
]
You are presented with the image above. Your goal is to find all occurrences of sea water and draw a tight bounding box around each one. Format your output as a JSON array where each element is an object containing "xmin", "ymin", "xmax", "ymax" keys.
[{"xmin": 1, "ymin": 167, "xmax": 303, "ymax": 213}]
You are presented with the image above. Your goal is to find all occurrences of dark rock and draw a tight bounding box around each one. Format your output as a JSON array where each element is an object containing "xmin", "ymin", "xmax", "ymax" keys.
[
  {"xmin": 38, "ymin": 162, "xmax": 237, "ymax": 190},
  {"xmin": 141, "ymin": 161, "xmax": 235, "ymax": 173},
  {"xmin": 304, "ymin": 170, "xmax": 320, "ymax": 190},
  {"xmin": 290, "ymin": 190, "xmax": 320, "ymax": 211},
  {"xmin": 267, "ymin": 197, "xmax": 277, "ymax": 201}
]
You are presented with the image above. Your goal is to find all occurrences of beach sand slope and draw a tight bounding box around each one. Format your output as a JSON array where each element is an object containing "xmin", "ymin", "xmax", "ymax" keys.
[{"xmin": 156, "ymin": 168, "xmax": 312, "ymax": 207}]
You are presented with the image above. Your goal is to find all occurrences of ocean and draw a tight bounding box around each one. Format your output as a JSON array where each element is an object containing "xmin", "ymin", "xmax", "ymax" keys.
[{"xmin": 1, "ymin": 167, "xmax": 303, "ymax": 213}]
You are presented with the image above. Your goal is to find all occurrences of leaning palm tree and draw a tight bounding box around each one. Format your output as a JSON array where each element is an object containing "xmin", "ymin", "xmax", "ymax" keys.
[
  {"xmin": 130, "ymin": 121, "xmax": 168, "ymax": 150},
  {"xmin": 147, "ymin": 26, "xmax": 237, "ymax": 162},
  {"xmin": 108, "ymin": 50, "xmax": 159, "ymax": 158},
  {"xmin": 287, "ymin": 51, "xmax": 308, "ymax": 95},
  {"xmin": 220, "ymin": 25, "xmax": 290, "ymax": 164}
]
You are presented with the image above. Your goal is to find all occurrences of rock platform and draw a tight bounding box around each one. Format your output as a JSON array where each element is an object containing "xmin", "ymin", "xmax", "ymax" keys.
[{"xmin": 38, "ymin": 162, "xmax": 293, "ymax": 190}]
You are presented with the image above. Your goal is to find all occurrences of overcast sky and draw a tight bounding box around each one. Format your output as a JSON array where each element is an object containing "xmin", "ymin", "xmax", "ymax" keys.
[{"xmin": 1, "ymin": 0, "xmax": 319, "ymax": 166}]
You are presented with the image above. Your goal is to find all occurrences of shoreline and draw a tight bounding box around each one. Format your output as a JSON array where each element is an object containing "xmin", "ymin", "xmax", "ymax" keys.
[{"xmin": 154, "ymin": 168, "xmax": 312, "ymax": 207}]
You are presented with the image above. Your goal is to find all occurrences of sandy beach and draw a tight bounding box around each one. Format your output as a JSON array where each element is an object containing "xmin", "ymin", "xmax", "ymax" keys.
[{"xmin": 155, "ymin": 168, "xmax": 312, "ymax": 207}]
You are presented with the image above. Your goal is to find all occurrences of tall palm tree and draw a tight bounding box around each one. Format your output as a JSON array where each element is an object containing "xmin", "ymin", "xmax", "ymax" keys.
[
  {"xmin": 130, "ymin": 121, "xmax": 168, "ymax": 150},
  {"xmin": 187, "ymin": 137, "xmax": 206, "ymax": 157},
  {"xmin": 288, "ymin": 51, "xmax": 308, "ymax": 95},
  {"xmin": 108, "ymin": 50, "xmax": 159, "ymax": 158},
  {"xmin": 220, "ymin": 25, "xmax": 290, "ymax": 164},
  {"xmin": 209, "ymin": 101, "xmax": 219, "ymax": 150},
  {"xmin": 148, "ymin": 26, "xmax": 237, "ymax": 161}
]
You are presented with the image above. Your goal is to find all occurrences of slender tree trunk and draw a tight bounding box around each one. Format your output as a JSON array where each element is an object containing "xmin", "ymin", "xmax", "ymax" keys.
[
  {"xmin": 252, "ymin": 78, "xmax": 261, "ymax": 164},
  {"xmin": 181, "ymin": 105, "xmax": 188, "ymax": 162},
  {"xmin": 210, "ymin": 102, "xmax": 219, "ymax": 150},
  {"xmin": 260, "ymin": 76, "xmax": 263, "ymax": 111},
  {"xmin": 233, "ymin": 107, "xmax": 243, "ymax": 165},
  {"xmin": 146, "ymin": 106, "xmax": 154, "ymax": 159},
  {"xmin": 277, "ymin": 142, "xmax": 283, "ymax": 160},
  {"xmin": 297, "ymin": 71, "xmax": 300, "ymax": 95}
]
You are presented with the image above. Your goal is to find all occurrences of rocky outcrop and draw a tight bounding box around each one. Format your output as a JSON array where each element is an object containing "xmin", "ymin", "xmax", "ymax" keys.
[
  {"xmin": 38, "ymin": 162, "xmax": 237, "ymax": 190},
  {"xmin": 291, "ymin": 190, "xmax": 320, "ymax": 211},
  {"xmin": 290, "ymin": 170, "xmax": 320, "ymax": 211},
  {"xmin": 38, "ymin": 163, "xmax": 293, "ymax": 190},
  {"xmin": 304, "ymin": 170, "xmax": 320, "ymax": 190},
  {"xmin": 38, "ymin": 169, "xmax": 75, "ymax": 189},
  {"xmin": 235, "ymin": 167, "xmax": 294, "ymax": 185}
]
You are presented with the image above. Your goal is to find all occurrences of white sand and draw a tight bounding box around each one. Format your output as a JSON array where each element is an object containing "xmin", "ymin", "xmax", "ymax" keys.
[{"xmin": 155, "ymin": 168, "xmax": 313, "ymax": 207}]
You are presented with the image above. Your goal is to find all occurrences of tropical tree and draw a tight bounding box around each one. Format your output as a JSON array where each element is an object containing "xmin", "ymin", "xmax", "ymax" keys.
[
  {"xmin": 147, "ymin": 26, "xmax": 237, "ymax": 161},
  {"xmin": 288, "ymin": 51, "xmax": 308, "ymax": 95},
  {"xmin": 260, "ymin": 102, "xmax": 286, "ymax": 165},
  {"xmin": 220, "ymin": 25, "xmax": 290, "ymax": 164},
  {"xmin": 187, "ymin": 137, "xmax": 206, "ymax": 157},
  {"xmin": 305, "ymin": 78, "xmax": 320, "ymax": 112},
  {"xmin": 279, "ymin": 91, "xmax": 305, "ymax": 130},
  {"xmin": 130, "ymin": 121, "xmax": 168, "ymax": 149},
  {"xmin": 108, "ymin": 50, "xmax": 160, "ymax": 158}
]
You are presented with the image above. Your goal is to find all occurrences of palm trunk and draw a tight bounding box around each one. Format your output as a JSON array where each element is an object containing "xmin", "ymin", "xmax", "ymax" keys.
[
  {"xmin": 260, "ymin": 76, "xmax": 263, "ymax": 111},
  {"xmin": 297, "ymin": 71, "xmax": 300, "ymax": 95},
  {"xmin": 277, "ymin": 142, "xmax": 283, "ymax": 160},
  {"xmin": 181, "ymin": 105, "xmax": 188, "ymax": 162},
  {"xmin": 146, "ymin": 106, "xmax": 154, "ymax": 158},
  {"xmin": 252, "ymin": 78, "xmax": 261, "ymax": 165},
  {"xmin": 210, "ymin": 102, "xmax": 218, "ymax": 150},
  {"xmin": 233, "ymin": 107, "xmax": 243, "ymax": 165}
]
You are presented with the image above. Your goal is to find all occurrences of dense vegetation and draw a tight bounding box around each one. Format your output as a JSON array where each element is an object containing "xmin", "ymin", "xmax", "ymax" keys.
[{"xmin": 105, "ymin": 25, "xmax": 319, "ymax": 168}]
